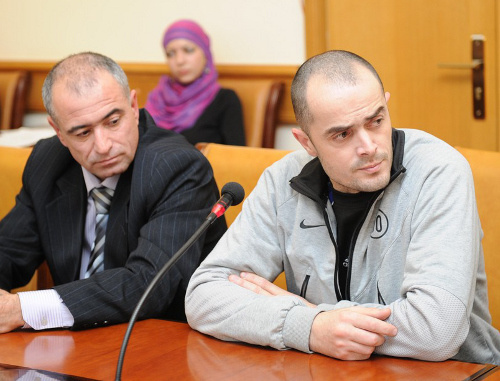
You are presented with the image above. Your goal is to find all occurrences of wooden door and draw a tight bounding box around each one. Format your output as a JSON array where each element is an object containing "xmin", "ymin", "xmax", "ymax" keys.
[{"xmin": 314, "ymin": 0, "xmax": 498, "ymax": 150}]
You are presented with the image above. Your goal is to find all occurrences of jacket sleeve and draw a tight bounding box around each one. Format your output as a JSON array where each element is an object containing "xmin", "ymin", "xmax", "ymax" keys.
[
  {"xmin": 55, "ymin": 145, "xmax": 226, "ymax": 329},
  {"xmin": 186, "ymin": 164, "xmax": 321, "ymax": 353},
  {"xmin": 373, "ymin": 154, "xmax": 480, "ymax": 360}
]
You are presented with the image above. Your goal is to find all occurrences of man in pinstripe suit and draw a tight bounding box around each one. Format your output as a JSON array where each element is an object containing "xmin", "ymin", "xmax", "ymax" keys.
[{"xmin": 0, "ymin": 52, "xmax": 226, "ymax": 332}]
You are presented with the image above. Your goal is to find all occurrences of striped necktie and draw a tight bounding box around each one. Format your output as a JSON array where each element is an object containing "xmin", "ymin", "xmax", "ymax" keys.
[{"xmin": 85, "ymin": 186, "xmax": 114, "ymax": 278}]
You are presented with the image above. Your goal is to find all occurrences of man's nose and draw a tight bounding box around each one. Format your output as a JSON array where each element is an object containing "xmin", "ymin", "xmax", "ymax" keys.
[
  {"xmin": 94, "ymin": 127, "xmax": 112, "ymax": 154},
  {"xmin": 356, "ymin": 129, "xmax": 377, "ymax": 156}
]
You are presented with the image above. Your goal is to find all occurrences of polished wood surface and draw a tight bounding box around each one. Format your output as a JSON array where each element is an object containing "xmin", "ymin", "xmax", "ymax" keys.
[
  {"xmin": 484, "ymin": 369, "xmax": 500, "ymax": 380},
  {"xmin": 0, "ymin": 319, "xmax": 496, "ymax": 380}
]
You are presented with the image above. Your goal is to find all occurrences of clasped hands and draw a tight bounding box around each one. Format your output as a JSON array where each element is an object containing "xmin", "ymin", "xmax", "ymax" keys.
[{"xmin": 229, "ymin": 272, "xmax": 397, "ymax": 361}]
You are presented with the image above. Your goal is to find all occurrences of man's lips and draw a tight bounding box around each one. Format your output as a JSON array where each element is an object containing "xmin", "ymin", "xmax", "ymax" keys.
[
  {"xmin": 96, "ymin": 156, "xmax": 118, "ymax": 166},
  {"xmin": 359, "ymin": 161, "xmax": 382, "ymax": 173}
]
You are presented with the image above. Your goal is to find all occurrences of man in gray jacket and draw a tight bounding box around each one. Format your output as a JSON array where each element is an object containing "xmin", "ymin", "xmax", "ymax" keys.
[{"xmin": 185, "ymin": 50, "xmax": 500, "ymax": 364}]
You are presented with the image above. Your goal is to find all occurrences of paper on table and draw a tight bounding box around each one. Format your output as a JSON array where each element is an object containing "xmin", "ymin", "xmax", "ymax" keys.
[{"xmin": 0, "ymin": 126, "xmax": 56, "ymax": 147}]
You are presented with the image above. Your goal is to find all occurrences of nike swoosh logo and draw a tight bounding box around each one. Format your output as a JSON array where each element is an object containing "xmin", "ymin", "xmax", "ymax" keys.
[{"xmin": 300, "ymin": 219, "xmax": 325, "ymax": 229}]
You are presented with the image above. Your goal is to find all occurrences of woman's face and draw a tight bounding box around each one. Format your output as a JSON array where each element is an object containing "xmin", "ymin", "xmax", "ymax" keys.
[{"xmin": 165, "ymin": 38, "xmax": 207, "ymax": 85}]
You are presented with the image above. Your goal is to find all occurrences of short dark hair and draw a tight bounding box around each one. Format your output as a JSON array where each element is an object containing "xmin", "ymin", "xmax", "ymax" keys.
[
  {"xmin": 291, "ymin": 50, "xmax": 384, "ymax": 133},
  {"xmin": 42, "ymin": 52, "xmax": 130, "ymax": 122}
]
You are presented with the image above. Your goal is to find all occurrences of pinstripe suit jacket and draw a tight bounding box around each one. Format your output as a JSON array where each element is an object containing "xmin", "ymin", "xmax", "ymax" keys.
[{"xmin": 0, "ymin": 109, "xmax": 226, "ymax": 329}]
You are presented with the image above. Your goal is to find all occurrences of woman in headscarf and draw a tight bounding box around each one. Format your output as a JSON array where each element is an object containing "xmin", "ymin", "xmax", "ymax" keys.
[{"xmin": 145, "ymin": 19, "xmax": 245, "ymax": 146}]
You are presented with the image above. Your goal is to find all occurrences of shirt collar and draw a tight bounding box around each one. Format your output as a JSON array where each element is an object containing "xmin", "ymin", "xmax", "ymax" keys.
[{"xmin": 81, "ymin": 167, "xmax": 120, "ymax": 196}]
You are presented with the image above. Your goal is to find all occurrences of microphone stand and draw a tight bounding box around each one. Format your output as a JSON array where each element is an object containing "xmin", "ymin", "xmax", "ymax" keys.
[{"xmin": 114, "ymin": 213, "xmax": 217, "ymax": 381}]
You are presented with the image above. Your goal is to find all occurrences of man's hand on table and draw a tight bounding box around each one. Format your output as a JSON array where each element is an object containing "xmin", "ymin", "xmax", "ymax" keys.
[
  {"xmin": 229, "ymin": 271, "xmax": 398, "ymax": 360},
  {"xmin": 309, "ymin": 306, "xmax": 397, "ymax": 360},
  {"xmin": 0, "ymin": 289, "xmax": 25, "ymax": 332}
]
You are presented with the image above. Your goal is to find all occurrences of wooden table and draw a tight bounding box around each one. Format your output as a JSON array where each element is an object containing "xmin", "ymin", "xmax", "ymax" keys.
[{"xmin": 0, "ymin": 319, "xmax": 496, "ymax": 380}]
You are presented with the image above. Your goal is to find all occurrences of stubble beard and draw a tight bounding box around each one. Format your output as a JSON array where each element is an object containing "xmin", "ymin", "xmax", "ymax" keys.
[{"xmin": 350, "ymin": 151, "xmax": 392, "ymax": 192}]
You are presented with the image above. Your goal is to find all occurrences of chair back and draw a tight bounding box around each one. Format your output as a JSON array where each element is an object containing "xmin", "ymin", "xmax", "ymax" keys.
[
  {"xmin": 198, "ymin": 143, "xmax": 291, "ymax": 288},
  {"xmin": 0, "ymin": 146, "xmax": 32, "ymax": 219},
  {"xmin": 197, "ymin": 142, "xmax": 291, "ymax": 225},
  {"xmin": 456, "ymin": 146, "xmax": 500, "ymax": 329},
  {"xmin": 0, "ymin": 71, "xmax": 29, "ymax": 130},
  {"xmin": 0, "ymin": 146, "xmax": 40, "ymax": 292},
  {"xmin": 218, "ymin": 78, "xmax": 283, "ymax": 148}
]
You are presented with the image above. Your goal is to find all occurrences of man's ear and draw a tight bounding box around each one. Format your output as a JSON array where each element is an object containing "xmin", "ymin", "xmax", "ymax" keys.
[
  {"xmin": 292, "ymin": 127, "xmax": 318, "ymax": 157},
  {"xmin": 130, "ymin": 89, "xmax": 139, "ymax": 123},
  {"xmin": 48, "ymin": 116, "xmax": 68, "ymax": 147}
]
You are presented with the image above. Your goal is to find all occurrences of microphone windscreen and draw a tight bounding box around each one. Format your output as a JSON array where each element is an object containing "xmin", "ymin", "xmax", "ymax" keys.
[{"xmin": 221, "ymin": 182, "xmax": 245, "ymax": 206}]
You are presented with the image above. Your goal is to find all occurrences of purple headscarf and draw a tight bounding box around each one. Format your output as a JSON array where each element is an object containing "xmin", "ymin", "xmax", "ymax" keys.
[{"xmin": 145, "ymin": 19, "xmax": 220, "ymax": 132}]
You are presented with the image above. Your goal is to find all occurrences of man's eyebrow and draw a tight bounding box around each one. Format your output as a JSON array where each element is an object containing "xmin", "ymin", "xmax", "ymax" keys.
[
  {"xmin": 324, "ymin": 105, "xmax": 387, "ymax": 136},
  {"xmin": 67, "ymin": 108, "xmax": 122, "ymax": 134},
  {"xmin": 365, "ymin": 105, "xmax": 386, "ymax": 121},
  {"xmin": 324, "ymin": 125, "xmax": 352, "ymax": 135}
]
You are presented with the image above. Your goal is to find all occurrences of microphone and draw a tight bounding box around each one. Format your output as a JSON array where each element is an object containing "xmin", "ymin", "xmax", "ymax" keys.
[
  {"xmin": 208, "ymin": 182, "xmax": 246, "ymax": 221},
  {"xmin": 115, "ymin": 182, "xmax": 245, "ymax": 381}
]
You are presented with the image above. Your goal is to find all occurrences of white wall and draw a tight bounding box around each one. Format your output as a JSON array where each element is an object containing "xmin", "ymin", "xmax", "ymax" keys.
[
  {"xmin": 0, "ymin": 0, "xmax": 305, "ymax": 149},
  {"xmin": 0, "ymin": 0, "xmax": 305, "ymax": 65}
]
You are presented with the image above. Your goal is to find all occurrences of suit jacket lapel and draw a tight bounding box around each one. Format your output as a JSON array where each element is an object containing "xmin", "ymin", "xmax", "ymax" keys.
[{"xmin": 105, "ymin": 164, "xmax": 132, "ymax": 268}]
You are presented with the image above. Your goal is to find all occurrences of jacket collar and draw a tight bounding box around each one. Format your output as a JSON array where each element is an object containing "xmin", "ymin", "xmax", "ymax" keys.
[{"xmin": 290, "ymin": 128, "xmax": 406, "ymax": 202}]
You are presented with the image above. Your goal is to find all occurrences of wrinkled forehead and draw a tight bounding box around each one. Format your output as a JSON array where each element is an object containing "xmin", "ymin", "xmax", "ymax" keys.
[
  {"xmin": 52, "ymin": 72, "xmax": 127, "ymax": 122},
  {"xmin": 306, "ymin": 74, "xmax": 387, "ymax": 126},
  {"xmin": 48, "ymin": 67, "xmax": 91, "ymax": 104},
  {"xmin": 308, "ymin": 68, "xmax": 382, "ymax": 106},
  {"xmin": 55, "ymin": 70, "xmax": 129, "ymax": 103}
]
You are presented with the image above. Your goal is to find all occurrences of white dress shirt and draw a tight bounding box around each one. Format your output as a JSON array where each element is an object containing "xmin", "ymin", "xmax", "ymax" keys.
[{"xmin": 18, "ymin": 168, "xmax": 119, "ymax": 330}]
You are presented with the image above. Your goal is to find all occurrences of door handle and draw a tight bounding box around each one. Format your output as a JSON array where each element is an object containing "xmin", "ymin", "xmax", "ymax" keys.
[
  {"xmin": 437, "ymin": 34, "xmax": 485, "ymax": 119},
  {"xmin": 437, "ymin": 59, "xmax": 483, "ymax": 69}
]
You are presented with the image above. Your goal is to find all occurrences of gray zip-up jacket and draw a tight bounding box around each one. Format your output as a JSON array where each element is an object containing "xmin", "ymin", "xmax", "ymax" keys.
[{"xmin": 186, "ymin": 128, "xmax": 500, "ymax": 365}]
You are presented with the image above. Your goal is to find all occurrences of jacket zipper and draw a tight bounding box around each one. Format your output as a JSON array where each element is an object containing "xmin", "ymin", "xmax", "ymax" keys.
[
  {"xmin": 300, "ymin": 274, "xmax": 310, "ymax": 298},
  {"xmin": 323, "ymin": 207, "xmax": 343, "ymax": 301},
  {"xmin": 377, "ymin": 283, "xmax": 386, "ymax": 305},
  {"xmin": 345, "ymin": 166, "xmax": 407, "ymax": 300}
]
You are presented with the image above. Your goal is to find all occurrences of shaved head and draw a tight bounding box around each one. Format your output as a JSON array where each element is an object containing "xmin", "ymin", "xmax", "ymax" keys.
[{"xmin": 291, "ymin": 50, "xmax": 384, "ymax": 133}]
